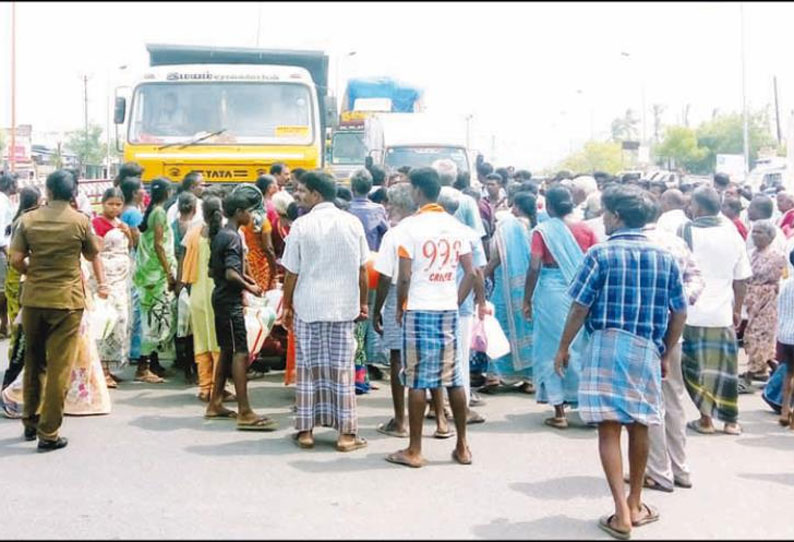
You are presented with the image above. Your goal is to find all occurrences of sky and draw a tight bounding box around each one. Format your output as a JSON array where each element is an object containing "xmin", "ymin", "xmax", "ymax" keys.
[{"xmin": 2, "ymin": 1, "xmax": 794, "ymax": 170}]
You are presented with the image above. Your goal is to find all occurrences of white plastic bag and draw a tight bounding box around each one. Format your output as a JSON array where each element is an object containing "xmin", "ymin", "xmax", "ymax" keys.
[
  {"xmin": 245, "ymin": 305, "xmax": 277, "ymax": 358},
  {"xmin": 176, "ymin": 287, "xmax": 191, "ymax": 338},
  {"xmin": 481, "ymin": 302, "xmax": 510, "ymax": 360},
  {"xmin": 90, "ymin": 297, "xmax": 118, "ymax": 343}
]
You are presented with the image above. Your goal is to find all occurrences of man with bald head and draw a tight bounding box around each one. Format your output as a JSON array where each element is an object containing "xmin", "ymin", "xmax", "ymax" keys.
[
  {"xmin": 657, "ymin": 189, "xmax": 689, "ymax": 234},
  {"xmin": 678, "ymin": 186, "xmax": 751, "ymax": 436}
]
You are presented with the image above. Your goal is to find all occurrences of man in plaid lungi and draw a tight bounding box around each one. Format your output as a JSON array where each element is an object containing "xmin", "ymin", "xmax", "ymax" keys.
[
  {"xmin": 282, "ymin": 171, "xmax": 370, "ymax": 452},
  {"xmin": 385, "ymin": 168, "xmax": 485, "ymax": 469},
  {"xmin": 555, "ymin": 185, "xmax": 688, "ymax": 539}
]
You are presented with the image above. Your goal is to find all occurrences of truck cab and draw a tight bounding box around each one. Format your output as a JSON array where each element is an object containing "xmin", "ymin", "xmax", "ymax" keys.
[{"xmin": 114, "ymin": 44, "xmax": 332, "ymax": 185}]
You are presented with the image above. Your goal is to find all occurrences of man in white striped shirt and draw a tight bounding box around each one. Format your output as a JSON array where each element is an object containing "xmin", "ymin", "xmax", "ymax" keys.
[{"xmin": 282, "ymin": 171, "xmax": 370, "ymax": 453}]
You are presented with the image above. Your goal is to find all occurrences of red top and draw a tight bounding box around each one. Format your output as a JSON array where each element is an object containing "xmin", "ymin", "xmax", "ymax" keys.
[
  {"xmin": 780, "ymin": 210, "xmax": 794, "ymax": 238},
  {"xmin": 92, "ymin": 215, "xmax": 116, "ymax": 238},
  {"xmin": 731, "ymin": 217, "xmax": 749, "ymax": 240},
  {"xmin": 531, "ymin": 222, "xmax": 598, "ymax": 265}
]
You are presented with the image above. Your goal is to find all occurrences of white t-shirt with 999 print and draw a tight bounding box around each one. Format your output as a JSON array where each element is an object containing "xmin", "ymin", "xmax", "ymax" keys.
[{"xmin": 397, "ymin": 205, "xmax": 472, "ymax": 312}]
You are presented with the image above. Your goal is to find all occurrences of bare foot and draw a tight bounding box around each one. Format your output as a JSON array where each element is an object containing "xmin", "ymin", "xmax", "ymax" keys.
[{"xmin": 386, "ymin": 449, "xmax": 425, "ymax": 468}]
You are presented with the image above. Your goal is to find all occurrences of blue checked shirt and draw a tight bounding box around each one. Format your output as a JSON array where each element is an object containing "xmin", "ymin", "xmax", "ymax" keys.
[{"xmin": 568, "ymin": 229, "xmax": 688, "ymax": 355}]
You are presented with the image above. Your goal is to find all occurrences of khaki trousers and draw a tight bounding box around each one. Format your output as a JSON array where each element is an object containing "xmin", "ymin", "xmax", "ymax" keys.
[
  {"xmin": 646, "ymin": 343, "xmax": 691, "ymax": 489},
  {"xmin": 21, "ymin": 307, "xmax": 83, "ymax": 441}
]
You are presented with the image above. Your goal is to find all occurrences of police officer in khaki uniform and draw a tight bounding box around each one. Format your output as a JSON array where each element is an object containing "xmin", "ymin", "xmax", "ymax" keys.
[{"xmin": 9, "ymin": 169, "xmax": 99, "ymax": 452}]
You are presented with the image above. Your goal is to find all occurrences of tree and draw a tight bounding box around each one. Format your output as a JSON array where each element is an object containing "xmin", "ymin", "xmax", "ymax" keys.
[
  {"xmin": 65, "ymin": 124, "xmax": 105, "ymax": 174},
  {"xmin": 695, "ymin": 109, "xmax": 776, "ymax": 171},
  {"xmin": 610, "ymin": 109, "xmax": 639, "ymax": 142},
  {"xmin": 656, "ymin": 126, "xmax": 707, "ymax": 172},
  {"xmin": 558, "ymin": 140, "xmax": 623, "ymax": 175}
]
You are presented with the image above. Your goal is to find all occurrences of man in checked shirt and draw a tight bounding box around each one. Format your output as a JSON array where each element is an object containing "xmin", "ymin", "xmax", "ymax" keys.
[{"xmin": 641, "ymin": 196, "xmax": 705, "ymax": 493}]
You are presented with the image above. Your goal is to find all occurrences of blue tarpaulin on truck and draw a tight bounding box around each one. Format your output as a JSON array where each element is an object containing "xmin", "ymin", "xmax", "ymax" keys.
[{"xmin": 345, "ymin": 77, "xmax": 422, "ymax": 113}]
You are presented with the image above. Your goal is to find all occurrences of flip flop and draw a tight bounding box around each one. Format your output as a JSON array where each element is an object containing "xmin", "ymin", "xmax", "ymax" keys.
[
  {"xmin": 451, "ymin": 447, "xmax": 472, "ymax": 465},
  {"xmin": 686, "ymin": 420, "xmax": 715, "ymax": 434},
  {"xmin": 599, "ymin": 515, "xmax": 631, "ymax": 540},
  {"xmin": 516, "ymin": 382, "xmax": 535, "ymax": 394},
  {"xmin": 622, "ymin": 474, "xmax": 673, "ymax": 493},
  {"xmin": 204, "ymin": 410, "xmax": 238, "ymax": 420},
  {"xmin": 385, "ymin": 450, "xmax": 425, "ymax": 468},
  {"xmin": 376, "ymin": 420, "xmax": 408, "ymax": 438},
  {"xmin": 632, "ymin": 503, "xmax": 660, "ymax": 527},
  {"xmin": 292, "ymin": 432, "xmax": 314, "ymax": 449},
  {"xmin": 466, "ymin": 411, "xmax": 486, "ymax": 425},
  {"xmin": 236, "ymin": 416, "xmax": 278, "ymax": 431},
  {"xmin": 336, "ymin": 436, "xmax": 368, "ymax": 453},
  {"xmin": 723, "ymin": 423, "xmax": 742, "ymax": 435},
  {"xmin": 544, "ymin": 416, "xmax": 569, "ymax": 429},
  {"xmin": 433, "ymin": 428, "xmax": 456, "ymax": 439}
]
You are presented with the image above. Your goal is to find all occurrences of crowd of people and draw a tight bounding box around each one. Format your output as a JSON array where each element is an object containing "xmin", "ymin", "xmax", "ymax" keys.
[{"xmin": 1, "ymin": 156, "xmax": 793, "ymax": 539}]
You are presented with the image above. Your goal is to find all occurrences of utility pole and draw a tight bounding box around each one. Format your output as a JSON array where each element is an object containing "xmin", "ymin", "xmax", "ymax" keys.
[
  {"xmin": 255, "ymin": 2, "xmax": 262, "ymax": 47},
  {"xmin": 774, "ymin": 75, "xmax": 782, "ymax": 145},
  {"xmin": 10, "ymin": 1, "xmax": 16, "ymax": 173},
  {"xmin": 740, "ymin": 2, "xmax": 750, "ymax": 177},
  {"xmin": 80, "ymin": 73, "xmax": 92, "ymax": 177}
]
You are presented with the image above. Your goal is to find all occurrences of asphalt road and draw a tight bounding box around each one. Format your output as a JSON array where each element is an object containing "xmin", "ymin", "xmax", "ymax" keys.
[{"xmin": 1, "ymin": 351, "xmax": 793, "ymax": 539}]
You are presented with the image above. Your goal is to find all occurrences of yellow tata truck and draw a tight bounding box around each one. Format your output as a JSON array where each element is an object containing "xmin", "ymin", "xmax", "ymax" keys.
[{"xmin": 113, "ymin": 44, "xmax": 335, "ymax": 184}]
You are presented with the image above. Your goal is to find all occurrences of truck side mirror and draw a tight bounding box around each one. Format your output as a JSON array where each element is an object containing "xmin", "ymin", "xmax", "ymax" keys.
[
  {"xmin": 114, "ymin": 97, "xmax": 127, "ymax": 124},
  {"xmin": 325, "ymin": 96, "xmax": 338, "ymax": 128}
]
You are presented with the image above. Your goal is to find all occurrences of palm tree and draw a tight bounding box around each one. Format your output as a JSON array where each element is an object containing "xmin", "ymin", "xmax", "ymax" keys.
[{"xmin": 611, "ymin": 109, "xmax": 640, "ymax": 142}]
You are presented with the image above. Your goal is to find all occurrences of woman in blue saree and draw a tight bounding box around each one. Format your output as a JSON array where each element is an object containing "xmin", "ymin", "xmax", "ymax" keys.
[
  {"xmin": 481, "ymin": 193, "xmax": 537, "ymax": 393},
  {"xmin": 523, "ymin": 186, "xmax": 598, "ymax": 428}
]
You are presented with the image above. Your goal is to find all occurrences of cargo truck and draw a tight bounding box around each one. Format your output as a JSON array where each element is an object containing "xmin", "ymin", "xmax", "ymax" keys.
[{"xmin": 113, "ymin": 44, "xmax": 335, "ymax": 185}]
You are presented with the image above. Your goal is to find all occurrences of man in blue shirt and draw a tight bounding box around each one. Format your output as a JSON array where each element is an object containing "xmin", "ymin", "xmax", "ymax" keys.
[
  {"xmin": 555, "ymin": 185, "xmax": 687, "ymax": 540},
  {"xmin": 348, "ymin": 168, "xmax": 389, "ymax": 252}
]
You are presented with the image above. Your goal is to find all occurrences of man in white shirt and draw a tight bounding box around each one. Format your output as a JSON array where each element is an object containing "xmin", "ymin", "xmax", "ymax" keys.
[
  {"xmin": 166, "ymin": 172, "xmax": 206, "ymax": 226},
  {"xmin": 656, "ymin": 189, "xmax": 689, "ymax": 234},
  {"xmin": 385, "ymin": 168, "xmax": 484, "ymax": 469},
  {"xmin": 680, "ymin": 186, "xmax": 752, "ymax": 436},
  {"xmin": 282, "ymin": 171, "xmax": 370, "ymax": 453}
]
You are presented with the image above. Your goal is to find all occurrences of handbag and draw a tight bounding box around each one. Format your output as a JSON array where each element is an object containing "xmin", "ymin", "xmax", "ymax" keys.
[{"xmin": 176, "ymin": 287, "xmax": 191, "ymax": 338}]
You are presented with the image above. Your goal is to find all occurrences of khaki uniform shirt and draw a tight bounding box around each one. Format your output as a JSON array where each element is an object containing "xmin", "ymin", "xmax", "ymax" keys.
[{"xmin": 10, "ymin": 200, "xmax": 93, "ymax": 310}]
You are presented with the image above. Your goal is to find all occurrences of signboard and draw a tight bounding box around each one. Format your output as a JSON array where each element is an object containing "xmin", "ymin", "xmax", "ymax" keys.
[
  {"xmin": 715, "ymin": 154, "xmax": 746, "ymax": 183},
  {"xmin": 2, "ymin": 125, "xmax": 33, "ymax": 165},
  {"xmin": 621, "ymin": 140, "xmax": 640, "ymax": 150}
]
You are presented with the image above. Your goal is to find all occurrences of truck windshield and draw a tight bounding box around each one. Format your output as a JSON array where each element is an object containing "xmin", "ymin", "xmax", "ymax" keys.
[
  {"xmin": 128, "ymin": 82, "xmax": 313, "ymax": 145},
  {"xmin": 384, "ymin": 146, "xmax": 469, "ymax": 173},
  {"xmin": 332, "ymin": 132, "xmax": 367, "ymax": 165}
]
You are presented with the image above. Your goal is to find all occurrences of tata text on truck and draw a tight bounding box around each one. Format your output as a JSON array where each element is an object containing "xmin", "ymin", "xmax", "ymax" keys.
[
  {"xmin": 328, "ymin": 77, "xmax": 422, "ymax": 183},
  {"xmin": 364, "ymin": 112, "xmax": 476, "ymax": 180},
  {"xmin": 114, "ymin": 44, "xmax": 334, "ymax": 185}
]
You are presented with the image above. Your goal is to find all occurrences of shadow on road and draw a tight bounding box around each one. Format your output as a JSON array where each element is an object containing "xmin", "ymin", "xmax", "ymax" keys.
[
  {"xmin": 734, "ymin": 434, "xmax": 794, "ymax": 451},
  {"xmin": 469, "ymin": 412, "xmax": 597, "ymax": 440},
  {"xmin": 738, "ymin": 472, "xmax": 794, "ymax": 487},
  {"xmin": 471, "ymin": 515, "xmax": 597, "ymax": 540},
  {"xmin": 510, "ymin": 475, "xmax": 606, "ymax": 500}
]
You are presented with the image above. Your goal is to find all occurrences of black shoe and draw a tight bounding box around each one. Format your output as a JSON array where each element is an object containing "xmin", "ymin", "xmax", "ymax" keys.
[
  {"xmin": 37, "ymin": 437, "xmax": 68, "ymax": 453},
  {"xmin": 148, "ymin": 359, "xmax": 169, "ymax": 378},
  {"xmin": 23, "ymin": 427, "xmax": 36, "ymax": 441}
]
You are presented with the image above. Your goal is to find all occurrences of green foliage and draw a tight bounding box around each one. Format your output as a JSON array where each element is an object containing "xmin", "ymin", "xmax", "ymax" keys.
[
  {"xmin": 65, "ymin": 124, "xmax": 105, "ymax": 169},
  {"xmin": 558, "ymin": 140, "xmax": 623, "ymax": 175},
  {"xmin": 655, "ymin": 126, "xmax": 707, "ymax": 172}
]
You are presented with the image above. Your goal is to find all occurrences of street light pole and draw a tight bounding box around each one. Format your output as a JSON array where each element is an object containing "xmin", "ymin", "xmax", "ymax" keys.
[
  {"xmin": 334, "ymin": 50, "xmax": 357, "ymax": 108},
  {"xmin": 740, "ymin": 2, "xmax": 750, "ymax": 177},
  {"xmin": 10, "ymin": 1, "xmax": 16, "ymax": 173}
]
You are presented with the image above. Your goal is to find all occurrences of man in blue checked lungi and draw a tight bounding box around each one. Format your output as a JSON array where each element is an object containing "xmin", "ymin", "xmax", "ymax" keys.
[
  {"xmin": 554, "ymin": 185, "xmax": 688, "ymax": 540},
  {"xmin": 385, "ymin": 167, "xmax": 485, "ymax": 469},
  {"xmin": 282, "ymin": 171, "xmax": 371, "ymax": 453}
]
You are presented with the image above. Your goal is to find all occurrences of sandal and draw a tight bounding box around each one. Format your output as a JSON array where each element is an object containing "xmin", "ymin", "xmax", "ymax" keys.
[
  {"xmin": 598, "ymin": 514, "xmax": 631, "ymax": 540},
  {"xmin": 104, "ymin": 375, "xmax": 118, "ymax": 389},
  {"xmin": 376, "ymin": 419, "xmax": 408, "ymax": 438},
  {"xmin": 723, "ymin": 423, "xmax": 742, "ymax": 435},
  {"xmin": 632, "ymin": 503, "xmax": 660, "ymax": 527},
  {"xmin": 517, "ymin": 381, "xmax": 535, "ymax": 394},
  {"xmin": 204, "ymin": 409, "xmax": 237, "ymax": 420},
  {"xmin": 778, "ymin": 416, "xmax": 790, "ymax": 427},
  {"xmin": 451, "ymin": 447, "xmax": 472, "ymax": 465},
  {"xmin": 433, "ymin": 428, "xmax": 456, "ymax": 439},
  {"xmin": 426, "ymin": 407, "xmax": 452, "ymax": 420},
  {"xmin": 544, "ymin": 416, "xmax": 569, "ymax": 429},
  {"xmin": 687, "ymin": 419, "xmax": 715, "ymax": 434},
  {"xmin": 385, "ymin": 450, "xmax": 425, "ymax": 468},
  {"xmin": 292, "ymin": 432, "xmax": 314, "ymax": 449},
  {"xmin": 134, "ymin": 370, "xmax": 165, "ymax": 384},
  {"xmin": 236, "ymin": 416, "xmax": 278, "ymax": 431},
  {"xmin": 221, "ymin": 390, "xmax": 237, "ymax": 403},
  {"xmin": 623, "ymin": 475, "xmax": 673, "ymax": 493},
  {"xmin": 336, "ymin": 435, "xmax": 367, "ymax": 453},
  {"xmin": 466, "ymin": 410, "xmax": 486, "ymax": 425}
]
